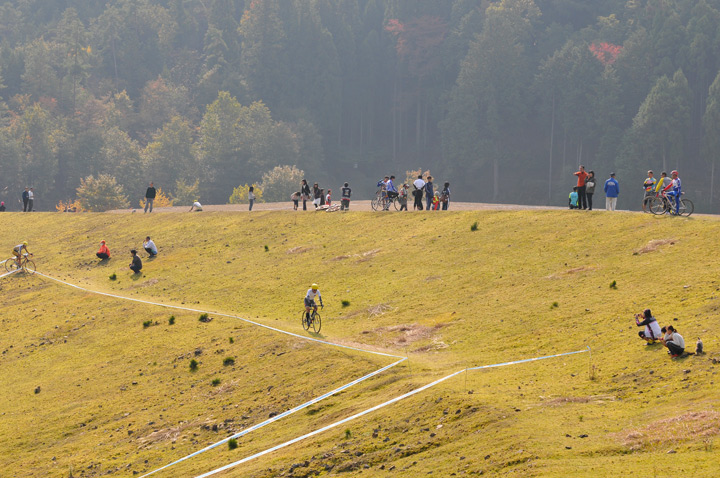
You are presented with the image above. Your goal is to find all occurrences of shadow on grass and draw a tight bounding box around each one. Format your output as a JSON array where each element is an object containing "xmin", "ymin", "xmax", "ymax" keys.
[
  {"xmin": 96, "ymin": 258, "xmax": 112, "ymax": 267},
  {"xmin": 130, "ymin": 271, "xmax": 144, "ymax": 281}
]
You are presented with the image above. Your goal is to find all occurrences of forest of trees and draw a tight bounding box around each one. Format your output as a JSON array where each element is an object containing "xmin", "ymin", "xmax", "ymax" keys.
[{"xmin": 2, "ymin": 0, "xmax": 720, "ymax": 210}]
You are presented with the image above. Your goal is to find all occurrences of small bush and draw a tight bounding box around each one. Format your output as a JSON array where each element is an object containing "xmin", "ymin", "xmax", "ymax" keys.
[
  {"xmin": 229, "ymin": 337, "xmax": 234, "ymax": 344},
  {"xmin": 228, "ymin": 438, "xmax": 238, "ymax": 450},
  {"xmin": 341, "ymin": 300, "xmax": 350, "ymax": 308},
  {"xmin": 264, "ymin": 245, "xmax": 269, "ymax": 252},
  {"xmin": 143, "ymin": 320, "xmax": 153, "ymax": 328},
  {"xmin": 169, "ymin": 315, "xmax": 175, "ymax": 325},
  {"xmin": 211, "ymin": 378, "xmax": 221, "ymax": 386},
  {"xmin": 109, "ymin": 273, "xmax": 117, "ymax": 280},
  {"xmin": 610, "ymin": 280, "xmax": 617, "ymax": 289},
  {"xmin": 189, "ymin": 359, "xmax": 198, "ymax": 371},
  {"xmin": 551, "ymin": 302, "xmax": 559, "ymax": 309},
  {"xmin": 344, "ymin": 429, "xmax": 352, "ymax": 439},
  {"xmin": 470, "ymin": 221, "xmax": 479, "ymax": 232},
  {"xmin": 199, "ymin": 313, "xmax": 209, "ymax": 322},
  {"xmin": 223, "ymin": 357, "xmax": 235, "ymax": 366}
]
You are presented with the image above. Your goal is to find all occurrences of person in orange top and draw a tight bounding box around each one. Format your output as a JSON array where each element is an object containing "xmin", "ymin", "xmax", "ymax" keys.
[
  {"xmin": 574, "ymin": 165, "xmax": 589, "ymax": 210},
  {"xmin": 96, "ymin": 240, "xmax": 110, "ymax": 260}
]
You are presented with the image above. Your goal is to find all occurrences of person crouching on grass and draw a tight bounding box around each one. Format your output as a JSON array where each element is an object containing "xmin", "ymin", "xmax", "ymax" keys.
[
  {"xmin": 129, "ymin": 249, "xmax": 142, "ymax": 274},
  {"xmin": 96, "ymin": 240, "xmax": 110, "ymax": 260},
  {"xmin": 143, "ymin": 236, "xmax": 158, "ymax": 257},
  {"xmin": 635, "ymin": 309, "xmax": 661, "ymax": 344},
  {"xmin": 661, "ymin": 325, "xmax": 685, "ymax": 358}
]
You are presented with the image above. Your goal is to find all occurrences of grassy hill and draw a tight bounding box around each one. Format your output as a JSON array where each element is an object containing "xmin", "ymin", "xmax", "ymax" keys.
[{"xmin": 1, "ymin": 209, "xmax": 719, "ymax": 477}]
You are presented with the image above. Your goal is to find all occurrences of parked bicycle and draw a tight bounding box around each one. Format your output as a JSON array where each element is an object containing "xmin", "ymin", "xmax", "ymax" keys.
[
  {"xmin": 301, "ymin": 304, "xmax": 322, "ymax": 333},
  {"xmin": 371, "ymin": 189, "xmax": 399, "ymax": 211},
  {"xmin": 5, "ymin": 253, "xmax": 36, "ymax": 274},
  {"xmin": 648, "ymin": 192, "xmax": 693, "ymax": 217}
]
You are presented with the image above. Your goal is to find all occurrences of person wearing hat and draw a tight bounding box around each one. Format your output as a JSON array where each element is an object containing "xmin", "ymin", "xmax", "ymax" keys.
[
  {"xmin": 96, "ymin": 240, "xmax": 110, "ymax": 260},
  {"xmin": 0, "ymin": 201, "xmax": 6, "ymax": 212},
  {"xmin": 604, "ymin": 172, "xmax": 619, "ymax": 211},
  {"xmin": 642, "ymin": 170, "xmax": 656, "ymax": 212},
  {"xmin": 304, "ymin": 283, "xmax": 323, "ymax": 323},
  {"xmin": 662, "ymin": 170, "xmax": 682, "ymax": 215},
  {"xmin": 11, "ymin": 241, "xmax": 31, "ymax": 267}
]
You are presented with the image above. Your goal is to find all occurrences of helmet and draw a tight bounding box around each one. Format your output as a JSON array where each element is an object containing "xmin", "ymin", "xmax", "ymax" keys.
[
  {"xmin": 23, "ymin": 241, "xmax": 28, "ymax": 246},
  {"xmin": 311, "ymin": 283, "xmax": 318, "ymax": 290},
  {"xmin": 671, "ymin": 170, "xmax": 678, "ymax": 176}
]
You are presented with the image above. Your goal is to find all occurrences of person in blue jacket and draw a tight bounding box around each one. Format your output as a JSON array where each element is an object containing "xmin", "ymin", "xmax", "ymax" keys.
[{"xmin": 604, "ymin": 172, "xmax": 619, "ymax": 211}]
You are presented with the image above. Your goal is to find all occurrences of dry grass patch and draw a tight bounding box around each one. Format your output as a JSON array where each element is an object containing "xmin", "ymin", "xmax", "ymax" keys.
[
  {"xmin": 287, "ymin": 246, "xmax": 313, "ymax": 254},
  {"xmin": 362, "ymin": 323, "xmax": 441, "ymax": 348},
  {"xmin": 633, "ymin": 238, "xmax": 676, "ymax": 255},
  {"xmin": 546, "ymin": 265, "xmax": 597, "ymax": 279},
  {"xmin": 616, "ymin": 410, "xmax": 720, "ymax": 451},
  {"xmin": 543, "ymin": 394, "xmax": 616, "ymax": 406}
]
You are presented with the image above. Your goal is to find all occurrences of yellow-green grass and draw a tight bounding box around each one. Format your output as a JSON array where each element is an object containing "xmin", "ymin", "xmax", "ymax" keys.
[{"xmin": 1, "ymin": 210, "xmax": 719, "ymax": 477}]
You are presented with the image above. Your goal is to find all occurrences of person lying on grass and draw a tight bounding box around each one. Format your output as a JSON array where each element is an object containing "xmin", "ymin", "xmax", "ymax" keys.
[{"xmin": 635, "ymin": 309, "xmax": 662, "ymax": 344}]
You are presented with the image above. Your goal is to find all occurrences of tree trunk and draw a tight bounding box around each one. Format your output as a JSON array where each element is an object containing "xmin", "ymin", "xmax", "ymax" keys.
[
  {"xmin": 548, "ymin": 93, "xmax": 555, "ymax": 204},
  {"xmin": 392, "ymin": 70, "xmax": 398, "ymax": 161},
  {"xmin": 711, "ymin": 161, "xmax": 715, "ymax": 210},
  {"xmin": 493, "ymin": 153, "xmax": 499, "ymax": 203}
]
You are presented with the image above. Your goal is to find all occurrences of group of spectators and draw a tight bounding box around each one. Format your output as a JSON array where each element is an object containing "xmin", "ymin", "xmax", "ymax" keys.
[
  {"xmin": 641, "ymin": 170, "xmax": 682, "ymax": 214},
  {"xmin": 379, "ymin": 174, "xmax": 450, "ymax": 211},
  {"xmin": 96, "ymin": 236, "xmax": 158, "ymax": 274},
  {"xmin": 634, "ymin": 309, "xmax": 689, "ymax": 358},
  {"xmin": 568, "ymin": 166, "xmax": 618, "ymax": 211},
  {"xmin": 292, "ymin": 180, "xmax": 352, "ymax": 211}
]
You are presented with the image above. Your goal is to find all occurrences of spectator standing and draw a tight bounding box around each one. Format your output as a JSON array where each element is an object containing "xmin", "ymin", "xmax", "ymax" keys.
[
  {"xmin": 22, "ymin": 187, "xmax": 29, "ymax": 212},
  {"xmin": 412, "ymin": 175, "xmax": 425, "ymax": 210},
  {"xmin": 424, "ymin": 176, "xmax": 434, "ymax": 211},
  {"xmin": 398, "ymin": 184, "xmax": 409, "ymax": 211},
  {"xmin": 642, "ymin": 170, "xmax": 656, "ymax": 212},
  {"xmin": 129, "ymin": 250, "xmax": 142, "ymax": 274},
  {"xmin": 143, "ymin": 236, "xmax": 158, "ymax": 257},
  {"xmin": 441, "ymin": 182, "xmax": 450, "ymax": 210},
  {"xmin": 655, "ymin": 171, "xmax": 671, "ymax": 194},
  {"xmin": 604, "ymin": 173, "xmax": 619, "ymax": 211},
  {"xmin": 0, "ymin": 201, "xmax": 5, "ymax": 211},
  {"xmin": 96, "ymin": 240, "xmax": 110, "ymax": 260},
  {"xmin": 326, "ymin": 189, "xmax": 332, "ymax": 206},
  {"xmin": 144, "ymin": 182, "xmax": 156, "ymax": 213},
  {"xmin": 574, "ymin": 166, "xmax": 588, "ymax": 210},
  {"xmin": 301, "ymin": 179, "xmax": 311, "ymax": 211},
  {"xmin": 313, "ymin": 183, "xmax": 321, "ymax": 209},
  {"xmin": 340, "ymin": 183, "xmax": 351, "ymax": 210},
  {"xmin": 28, "ymin": 188, "xmax": 35, "ymax": 211},
  {"xmin": 584, "ymin": 171, "xmax": 596, "ymax": 210},
  {"xmin": 248, "ymin": 186, "xmax": 255, "ymax": 211}
]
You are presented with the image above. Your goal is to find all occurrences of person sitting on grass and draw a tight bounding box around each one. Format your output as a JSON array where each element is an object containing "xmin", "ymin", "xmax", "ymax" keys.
[
  {"xmin": 143, "ymin": 236, "xmax": 158, "ymax": 257},
  {"xmin": 189, "ymin": 200, "xmax": 202, "ymax": 212},
  {"xmin": 635, "ymin": 309, "xmax": 661, "ymax": 344},
  {"xmin": 129, "ymin": 249, "xmax": 142, "ymax": 274},
  {"xmin": 662, "ymin": 325, "xmax": 685, "ymax": 358},
  {"xmin": 96, "ymin": 240, "xmax": 110, "ymax": 260},
  {"xmin": 569, "ymin": 187, "xmax": 579, "ymax": 209}
]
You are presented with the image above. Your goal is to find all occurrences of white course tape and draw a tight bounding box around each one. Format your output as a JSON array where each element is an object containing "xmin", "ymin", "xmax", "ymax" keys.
[
  {"xmin": 26, "ymin": 272, "xmax": 406, "ymax": 476},
  {"xmin": 193, "ymin": 348, "xmax": 589, "ymax": 478},
  {"xmin": 0, "ymin": 269, "xmax": 19, "ymax": 279}
]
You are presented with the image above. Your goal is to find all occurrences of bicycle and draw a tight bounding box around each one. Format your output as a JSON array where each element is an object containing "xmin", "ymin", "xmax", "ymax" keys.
[
  {"xmin": 371, "ymin": 190, "xmax": 399, "ymax": 211},
  {"xmin": 5, "ymin": 253, "xmax": 36, "ymax": 274},
  {"xmin": 648, "ymin": 192, "xmax": 693, "ymax": 217},
  {"xmin": 301, "ymin": 304, "xmax": 322, "ymax": 333}
]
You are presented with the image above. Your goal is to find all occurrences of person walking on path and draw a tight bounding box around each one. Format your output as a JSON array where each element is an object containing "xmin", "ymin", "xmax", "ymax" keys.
[
  {"xmin": 144, "ymin": 182, "xmax": 156, "ymax": 213},
  {"xmin": 22, "ymin": 187, "xmax": 29, "ymax": 212},
  {"xmin": 424, "ymin": 176, "xmax": 434, "ymax": 211},
  {"xmin": 340, "ymin": 182, "xmax": 351, "ymax": 211},
  {"xmin": 248, "ymin": 186, "xmax": 256, "ymax": 211},
  {"xmin": 301, "ymin": 179, "xmax": 311, "ymax": 211},
  {"xmin": 584, "ymin": 171, "xmax": 596, "ymax": 210},
  {"xmin": 574, "ymin": 165, "xmax": 588, "ymax": 210},
  {"xmin": 28, "ymin": 188, "xmax": 34, "ymax": 211},
  {"xmin": 604, "ymin": 172, "xmax": 620, "ymax": 211},
  {"xmin": 413, "ymin": 175, "xmax": 425, "ymax": 210}
]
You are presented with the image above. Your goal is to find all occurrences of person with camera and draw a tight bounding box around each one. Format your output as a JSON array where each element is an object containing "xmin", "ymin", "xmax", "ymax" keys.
[{"xmin": 635, "ymin": 309, "xmax": 662, "ymax": 344}]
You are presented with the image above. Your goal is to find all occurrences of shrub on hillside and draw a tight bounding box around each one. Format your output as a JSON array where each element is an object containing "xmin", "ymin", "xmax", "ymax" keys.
[
  {"xmin": 76, "ymin": 174, "xmax": 130, "ymax": 212},
  {"xmin": 173, "ymin": 179, "xmax": 200, "ymax": 206},
  {"xmin": 139, "ymin": 187, "xmax": 173, "ymax": 209},
  {"xmin": 405, "ymin": 168, "xmax": 431, "ymax": 187},
  {"xmin": 55, "ymin": 199, "xmax": 84, "ymax": 212},
  {"xmin": 258, "ymin": 165, "xmax": 305, "ymax": 203},
  {"xmin": 229, "ymin": 184, "xmax": 263, "ymax": 204}
]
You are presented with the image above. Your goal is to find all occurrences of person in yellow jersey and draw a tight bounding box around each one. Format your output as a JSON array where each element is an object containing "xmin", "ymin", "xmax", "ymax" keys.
[{"xmin": 304, "ymin": 283, "xmax": 324, "ymax": 324}]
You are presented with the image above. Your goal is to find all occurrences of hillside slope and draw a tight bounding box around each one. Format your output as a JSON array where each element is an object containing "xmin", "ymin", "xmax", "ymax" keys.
[{"xmin": 1, "ymin": 210, "xmax": 719, "ymax": 477}]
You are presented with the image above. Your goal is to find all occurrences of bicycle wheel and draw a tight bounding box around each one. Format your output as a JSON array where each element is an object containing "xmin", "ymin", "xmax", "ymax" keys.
[
  {"xmin": 311, "ymin": 311, "xmax": 321, "ymax": 333},
  {"xmin": 391, "ymin": 197, "xmax": 399, "ymax": 211},
  {"xmin": 23, "ymin": 259, "xmax": 36, "ymax": 275},
  {"xmin": 371, "ymin": 197, "xmax": 380, "ymax": 211},
  {"xmin": 679, "ymin": 199, "xmax": 694, "ymax": 217},
  {"xmin": 5, "ymin": 258, "xmax": 19, "ymax": 273},
  {"xmin": 301, "ymin": 310, "xmax": 311, "ymax": 331},
  {"xmin": 648, "ymin": 197, "xmax": 666, "ymax": 215}
]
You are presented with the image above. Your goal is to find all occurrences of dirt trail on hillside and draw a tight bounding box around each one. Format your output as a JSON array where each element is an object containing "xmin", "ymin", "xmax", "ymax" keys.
[{"xmin": 110, "ymin": 201, "xmax": 567, "ymax": 213}]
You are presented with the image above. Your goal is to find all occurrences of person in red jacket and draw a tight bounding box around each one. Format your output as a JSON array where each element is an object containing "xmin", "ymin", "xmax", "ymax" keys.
[
  {"xmin": 574, "ymin": 165, "xmax": 589, "ymax": 210},
  {"xmin": 96, "ymin": 240, "xmax": 110, "ymax": 260}
]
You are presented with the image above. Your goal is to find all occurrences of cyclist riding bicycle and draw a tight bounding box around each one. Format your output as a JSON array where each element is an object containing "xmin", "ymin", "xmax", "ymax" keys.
[
  {"xmin": 12, "ymin": 241, "xmax": 31, "ymax": 266},
  {"xmin": 662, "ymin": 170, "xmax": 681, "ymax": 215},
  {"xmin": 304, "ymin": 283, "xmax": 323, "ymax": 322}
]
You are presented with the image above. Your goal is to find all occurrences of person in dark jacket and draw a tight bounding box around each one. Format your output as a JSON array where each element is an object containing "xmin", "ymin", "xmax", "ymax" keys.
[
  {"xmin": 22, "ymin": 187, "xmax": 29, "ymax": 212},
  {"xmin": 0, "ymin": 201, "xmax": 5, "ymax": 212},
  {"xmin": 144, "ymin": 182, "xmax": 156, "ymax": 213},
  {"xmin": 129, "ymin": 249, "xmax": 142, "ymax": 273},
  {"xmin": 301, "ymin": 179, "xmax": 311, "ymax": 211},
  {"xmin": 441, "ymin": 182, "xmax": 451, "ymax": 210},
  {"xmin": 424, "ymin": 176, "xmax": 434, "ymax": 211},
  {"xmin": 341, "ymin": 182, "xmax": 351, "ymax": 210},
  {"xmin": 584, "ymin": 171, "xmax": 596, "ymax": 211}
]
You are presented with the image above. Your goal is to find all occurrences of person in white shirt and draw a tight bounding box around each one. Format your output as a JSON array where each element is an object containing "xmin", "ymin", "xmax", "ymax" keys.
[
  {"xmin": 304, "ymin": 283, "xmax": 323, "ymax": 322},
  {"xmin": 28, "ymin": 188, "xmax": 35, "ymax": 211},
  {"xmin": 412, "ymin": 175, "xmax": 425, "ymax": 210},
  {"xmin": 189, "ymin": 201, "xmax": 203, "ymax": 212},
  {"xmin": 143, "ymin": 236, "xmax": 158, "ymax": 257},
  {"xmin": 662, "ymin": 325, "xmax": 685, "ymax": 358},
  {"xmin": 635, "ymin": 309, "xmax": 662, "ymax": 343}
]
